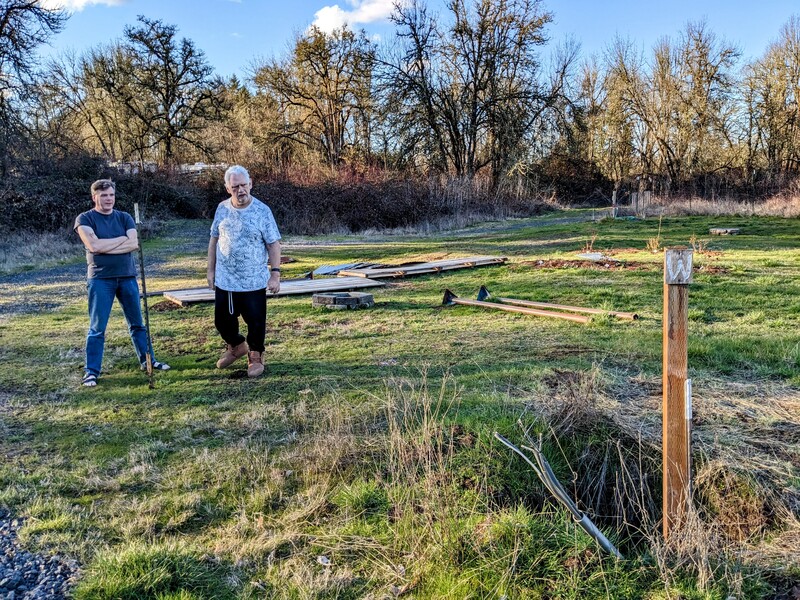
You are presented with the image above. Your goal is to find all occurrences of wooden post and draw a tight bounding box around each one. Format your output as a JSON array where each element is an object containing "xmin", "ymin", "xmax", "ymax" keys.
[
  {"xmin": 663, "ymin": 248, "xmax": 693, "ymax": 538},
  {"xmin": 612, "ymin": 189, "xmax": 618, "ymax": 218},
  {"xmin": 643, "ymin": 191, "xmax": 652, "ymax": 218}
]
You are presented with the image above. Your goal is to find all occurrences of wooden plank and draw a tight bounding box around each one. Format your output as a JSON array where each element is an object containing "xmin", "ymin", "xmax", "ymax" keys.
[
  {"xmin": 709, "ymin": 227, "xmax": 740, "ymax": 235},
  {"xmin": 312, "ymin": 262, "xmax": 384, "ymax": 276},
  {"xmin": 339, "ymin": 256, "xmax": 507, "ymax": 279},
  {"xmin": 163, "ymin": 277, "xmax": 384, "ymax": 306}
]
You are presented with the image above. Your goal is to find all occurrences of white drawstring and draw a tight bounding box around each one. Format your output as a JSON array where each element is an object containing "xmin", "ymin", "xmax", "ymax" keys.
[{"xmin": 228, "ymin": 291, "xmax": 234, "ymax": 315}]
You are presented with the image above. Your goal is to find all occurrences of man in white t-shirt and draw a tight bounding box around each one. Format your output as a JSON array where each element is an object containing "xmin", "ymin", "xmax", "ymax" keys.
[{"xmin": 207, "ymin": 165, "xmax": 282, "ymax": 377}]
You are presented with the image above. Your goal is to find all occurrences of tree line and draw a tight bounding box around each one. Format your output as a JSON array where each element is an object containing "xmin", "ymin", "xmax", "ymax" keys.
[{"xmin": 3, "ymin": 0, "xmax": 800, "ymax": 203}]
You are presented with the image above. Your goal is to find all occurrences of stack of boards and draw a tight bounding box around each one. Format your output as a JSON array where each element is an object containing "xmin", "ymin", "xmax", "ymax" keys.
[{"xmin": 161, "ymin": 256, "xmax": 507, "ymax": 307}]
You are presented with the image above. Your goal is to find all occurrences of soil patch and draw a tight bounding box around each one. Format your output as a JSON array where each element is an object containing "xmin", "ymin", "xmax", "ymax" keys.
[
  {"xmin": 696, "ymin": 263, "xmax": 730, "ymax": 275},
  {"xmin": 149, "ymin": 299, "xmax": 186, "ymax": 312},
  {"xmin": 519, "ymin": 259, "xmax": 654, "ymax": 271}
]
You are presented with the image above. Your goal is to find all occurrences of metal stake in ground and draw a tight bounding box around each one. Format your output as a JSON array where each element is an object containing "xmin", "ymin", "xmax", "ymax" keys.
[
  {"xmin": 663, "ymin": 247, "xmax": 693, "ymax": 538},
  {"xmin": 134, "ymin": 203, "xmax": 155, "ymax": 389},
  {"xmin": 442, "ymin": 289, "xmax": 590, "ymax": 324},
  {"xmin": 477, "ymin": 286, "xmax": 639, "ymax": 320}
]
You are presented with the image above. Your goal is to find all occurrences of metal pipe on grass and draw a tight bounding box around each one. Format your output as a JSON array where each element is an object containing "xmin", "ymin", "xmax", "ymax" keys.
[
  {"xmin": 494, "ymin": 431, "xmax": 623, "ymax": 559},
  {"xmin": 442, "ymin": 289, "xmax": 590, "ymax": 324},
  {"xmin": 477, "ymin": 286, "xmax": 638, "ymax": 320}
]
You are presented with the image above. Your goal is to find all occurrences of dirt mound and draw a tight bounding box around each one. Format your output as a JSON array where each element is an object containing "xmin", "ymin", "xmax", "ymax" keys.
[{"xmin": 520, "ymin": 259, "xmax": 653, "ymax": 270}]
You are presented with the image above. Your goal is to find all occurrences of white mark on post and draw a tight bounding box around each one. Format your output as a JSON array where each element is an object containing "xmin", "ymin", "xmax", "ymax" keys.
[
  {"xmin": 134, "ymin": 203, "xmax": 141, "ymax": 225},
  {"xmin": 665, "ymin": 248, "xmax": 693, "ymax": 284}
]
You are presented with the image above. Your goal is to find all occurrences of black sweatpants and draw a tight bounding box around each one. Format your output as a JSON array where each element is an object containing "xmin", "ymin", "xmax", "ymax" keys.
[{"xmin": 214, "ymin": 287, "xmax": 267, "ymax": 353}]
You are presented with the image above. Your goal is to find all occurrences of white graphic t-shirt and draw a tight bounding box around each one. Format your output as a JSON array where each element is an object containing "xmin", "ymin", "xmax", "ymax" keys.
[{"xmin": 210, "ymin": 197, "xmax": 281, "ymax": 292}]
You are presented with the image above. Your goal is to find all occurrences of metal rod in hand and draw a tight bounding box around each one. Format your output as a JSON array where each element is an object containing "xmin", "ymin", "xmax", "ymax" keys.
[{"xmin": 134, "ymin": 203, "xmax": 155, "ymax": 388}]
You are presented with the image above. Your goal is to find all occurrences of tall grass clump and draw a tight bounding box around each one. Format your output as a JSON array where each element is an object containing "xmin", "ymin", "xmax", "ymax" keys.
[
  {"xmin": 377, "ymin": 373, "xmax": 655, "ymax": 598},
  {"xmin": 517, "ymin": 367, "xmax": 798, "ymax": 598},
  {"xmin": 73, "ymin": 542, "xmax": 236, "ymax": 600},
  {"xmin": 648, "ymin": 194, "xmax": 800, "ymax": 218},
  {"xmin": 0, "ymin": 227, "xmax": 83, "ymax": 274}
]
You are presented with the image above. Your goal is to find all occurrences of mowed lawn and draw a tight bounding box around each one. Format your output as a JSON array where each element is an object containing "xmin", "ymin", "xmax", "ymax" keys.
[{"xmin": 1, "ymin": 213, "xmax": 798, "ymax": 599}]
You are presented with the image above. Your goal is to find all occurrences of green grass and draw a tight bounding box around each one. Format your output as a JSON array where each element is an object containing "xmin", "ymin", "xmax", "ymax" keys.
[
  {"xmin": 1, "ymin": 213, "xmax": 798, "ymax": 598},
  {"xmin": 73, "ymin": 542, "xmax": 236, "ymax": 599}
]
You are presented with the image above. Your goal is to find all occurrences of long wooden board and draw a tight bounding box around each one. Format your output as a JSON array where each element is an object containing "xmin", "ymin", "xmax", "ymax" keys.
[
  {"xmin": 338, "ymin": 256, "xmax": 507, "ymax": 279},
  {"xmin": 163, "ymin": 277, "xmax": 385, "ymax": 307}
]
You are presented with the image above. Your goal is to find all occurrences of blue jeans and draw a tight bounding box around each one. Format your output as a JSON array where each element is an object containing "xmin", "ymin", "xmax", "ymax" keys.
[{"xmin": 85, "ymin": 276, "xmax": 153, "ymax": 376}]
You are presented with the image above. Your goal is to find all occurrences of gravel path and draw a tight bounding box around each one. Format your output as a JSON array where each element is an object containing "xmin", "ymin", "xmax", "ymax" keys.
[
  {"xmin": 0, "ymin": 220, "xmax": 211, "ymax": 323},
  {"xmin": 0, "ymin": 510, "xmax": 79, "ymax": 599},
  {"xmin": 0, "ymin": 212, "xmax": 602, "ymax": 323}
]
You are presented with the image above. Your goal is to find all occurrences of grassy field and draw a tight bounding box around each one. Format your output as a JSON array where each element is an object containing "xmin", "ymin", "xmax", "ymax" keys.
[{"xmin": 0, "ymin": 212, "xmax": 798, "ymax": 599}]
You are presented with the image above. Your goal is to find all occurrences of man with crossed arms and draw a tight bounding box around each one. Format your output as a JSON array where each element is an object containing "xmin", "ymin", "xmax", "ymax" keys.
[{"xmin": 75, "ymin": 179, "xmax": 170, "ymax": 387}]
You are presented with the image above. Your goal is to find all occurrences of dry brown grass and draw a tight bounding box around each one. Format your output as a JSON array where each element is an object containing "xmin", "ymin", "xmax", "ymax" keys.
[
  {"xmin": 523, "ymin": 367, "xmax": 800, "ymax": 592},
  {"xmin": 582, "ymin": 232, "xmax": 598, "ymax": 253},
  {"xmin": 646, "ymin": 215, "xmax": 664, "ymax": 253},
  {"xmin": 646, "ymin": 195, "xmax": 800, "ymax": 218},
  {"xmin": 689, "ymin": 234, "xmax": 710, "ymax": 254},
  {"xmin": 0, "ymin": 227, "xmax": 83, "ymax": 274}
]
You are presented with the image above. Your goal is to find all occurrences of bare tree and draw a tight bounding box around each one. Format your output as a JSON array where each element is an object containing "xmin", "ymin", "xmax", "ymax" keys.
[
  {"xmin": 379, "ymin": 0, "xmax": 556, "ymax": 184},
  {"xmin": 85, "ymin": 16, "xmax": 221, "ymax": 166},
  {"xmin": 0, "ymin": 0, "xmax": 67, "ymax": 176},
  {"xmin": 742, "ymin": 16, "xmax": 800, "ymax": 179},
  {"xmin": 577, "ymin": 56, "xmax": 635, "ymax": 192},
  {"xmin": 253, "ymin": 25, "xmax": 375, "ymax": 167},
  {"xmin": 605, "ymin": 22, "xmax": 739, "ymax": 193}
]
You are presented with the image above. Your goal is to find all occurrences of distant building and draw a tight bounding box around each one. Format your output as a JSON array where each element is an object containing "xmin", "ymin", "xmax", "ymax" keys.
[{"xmin": 108, "ymin": 161, "xmax": 158, "ymax": 175}]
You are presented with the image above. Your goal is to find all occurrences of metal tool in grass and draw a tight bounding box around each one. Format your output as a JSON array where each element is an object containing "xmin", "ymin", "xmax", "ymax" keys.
[
  {"xmin": 442, "ymin": 289, "xmax": 591, "ymax": 323},
  {"xmin": 477, "ymin": 286, "xmax": 638, "ymax": 320},
  {"xmin": 494, "ymin": 428, "xmax": 623, "ymax": 559},
  {"xmin": 134, "ymin": 202, "xmax": 155, "ymax": 389}
]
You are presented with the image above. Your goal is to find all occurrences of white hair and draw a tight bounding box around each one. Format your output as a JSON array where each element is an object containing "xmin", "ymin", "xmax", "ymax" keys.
[{"xmin": 224, "ymin": 165, "xmax": 250, "ymax": 186}]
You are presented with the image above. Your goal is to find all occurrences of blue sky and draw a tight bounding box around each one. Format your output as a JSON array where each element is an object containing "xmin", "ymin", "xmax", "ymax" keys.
[{"xmin": 39, "ymin": 0, "xmax": 800, "ymax": 79}]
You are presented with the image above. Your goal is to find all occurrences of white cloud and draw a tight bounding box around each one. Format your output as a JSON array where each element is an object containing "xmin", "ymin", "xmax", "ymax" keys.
[
  {"xmin": 312, "ymin": 0, "xmax": 397, "ymax": 34},
  {"xmin": 39, "ymin": 0, "xmax": 124, "ymax": 11},
  {"xmin": 313, "ymin": 5, "xmax": 348, "ymax": 33}
]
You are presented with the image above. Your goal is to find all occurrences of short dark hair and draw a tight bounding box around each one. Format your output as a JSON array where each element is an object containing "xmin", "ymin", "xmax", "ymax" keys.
[{"xmin": 91, "ymin": 179, "xmax": 116, "ymax": 194}]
